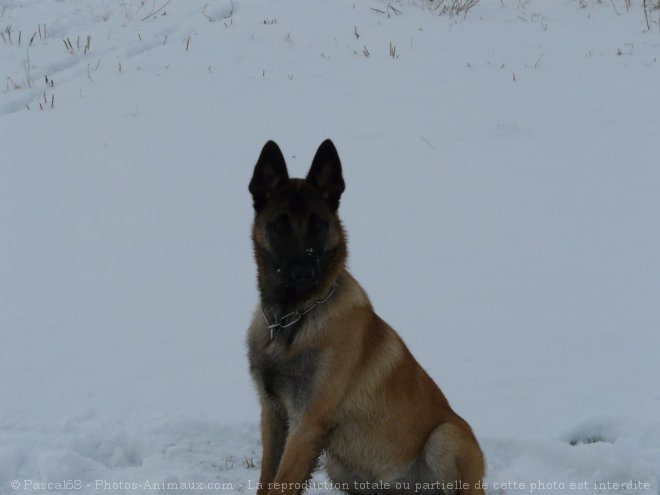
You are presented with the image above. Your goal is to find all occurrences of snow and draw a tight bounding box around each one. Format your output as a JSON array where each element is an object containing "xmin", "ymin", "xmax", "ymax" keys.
[{"xmin": 1, "ymin": 0, "xmax": 660, "ymax": 493}]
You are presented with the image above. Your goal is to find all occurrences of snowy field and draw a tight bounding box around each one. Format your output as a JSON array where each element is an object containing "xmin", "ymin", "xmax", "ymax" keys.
[{"xmin": 1, "ymin": 0, "xmax": 660, "ymax": 493}]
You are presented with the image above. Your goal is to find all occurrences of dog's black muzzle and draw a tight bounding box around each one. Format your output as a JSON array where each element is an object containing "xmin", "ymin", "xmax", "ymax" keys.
[
  {"xmin": 286, "ymin": 254, "xmax": 321, "ymax": 289},
  {"xmin": 291, "ymin": 263, "xmax": 316, "ymax": 284}
]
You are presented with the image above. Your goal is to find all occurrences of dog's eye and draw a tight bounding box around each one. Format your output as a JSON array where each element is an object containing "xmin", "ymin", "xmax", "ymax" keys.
[
  {"xmin": 269, "ymin": 214, "xmax": 290, "ymax": 235},
  {"xmin": 308, "ymin": 214, "xmax": 327, "ymax": 234}
]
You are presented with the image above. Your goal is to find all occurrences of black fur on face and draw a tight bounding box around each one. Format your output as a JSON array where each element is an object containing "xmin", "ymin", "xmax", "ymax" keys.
[{"xmin": 249, "ymin": 140, "xmax": 347, "ymax": 310}]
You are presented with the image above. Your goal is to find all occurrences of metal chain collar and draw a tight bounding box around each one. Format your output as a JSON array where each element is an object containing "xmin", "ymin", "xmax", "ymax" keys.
[{"xmin": 262, "ymin": 284, "xmax": 337, "ymax": 340}]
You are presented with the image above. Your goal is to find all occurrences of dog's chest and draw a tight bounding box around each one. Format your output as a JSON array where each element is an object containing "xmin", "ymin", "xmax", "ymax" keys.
[{"xmin": 248, "ymin": 336, "xmax": 319, "ymax": 413}]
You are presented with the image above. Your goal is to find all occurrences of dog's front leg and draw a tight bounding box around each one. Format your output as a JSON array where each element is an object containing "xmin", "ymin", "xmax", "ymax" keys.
[
  {"xmin": 268, "ymin": 415, "xmax": 330, "ymax": 495},
  {"xmin": 266, "ymin": 349, "xmax": 354, "ymax": 495},
  {"xmin": 258, "ymin": 399, "xmax": 289, "ymax": 495}
]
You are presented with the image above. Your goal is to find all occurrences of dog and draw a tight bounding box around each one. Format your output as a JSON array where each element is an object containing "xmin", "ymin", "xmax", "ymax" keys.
[{"xmin": 247, "ymin": 139, "xmax": 485, "ymax": 495}]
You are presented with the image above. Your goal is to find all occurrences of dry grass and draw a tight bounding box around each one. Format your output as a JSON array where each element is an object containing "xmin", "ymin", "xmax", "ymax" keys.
[{"xmin": 428, "ymin": 0, "xmax": 480, "ymax": 18}]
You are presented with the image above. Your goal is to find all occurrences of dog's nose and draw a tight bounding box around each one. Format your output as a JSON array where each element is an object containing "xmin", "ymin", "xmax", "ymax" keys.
[{"xmin": 291, "ymin": 264, "xmax": 316, "ymax": 284}]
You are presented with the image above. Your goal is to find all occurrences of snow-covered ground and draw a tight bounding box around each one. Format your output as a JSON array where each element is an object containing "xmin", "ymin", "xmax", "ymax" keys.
[{"xmin": 2, "ymin": 0, "xmax": 660, "ymax": 493}]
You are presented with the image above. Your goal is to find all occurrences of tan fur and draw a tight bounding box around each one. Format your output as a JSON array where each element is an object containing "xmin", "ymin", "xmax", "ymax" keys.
[{"xmin": 248, "ymin": 272, "xmax": 484, "ymax": 495}]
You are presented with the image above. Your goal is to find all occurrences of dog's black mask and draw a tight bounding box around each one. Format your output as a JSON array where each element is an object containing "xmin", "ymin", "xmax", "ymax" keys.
[{"xmin": 249, "ymin": 140, "xmax": 345, "ymax": 304}]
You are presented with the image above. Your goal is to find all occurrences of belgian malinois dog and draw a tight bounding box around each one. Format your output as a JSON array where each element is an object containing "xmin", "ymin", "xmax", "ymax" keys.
[{"xmin": 247, "ymin": 140, "xmax": 484, "ymax": 495}]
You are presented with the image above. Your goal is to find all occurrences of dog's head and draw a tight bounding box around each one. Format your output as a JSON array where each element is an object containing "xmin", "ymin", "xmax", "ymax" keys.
[{"xmin": 249, "ymin": 139, "xmax": 347, "ymax": 307}]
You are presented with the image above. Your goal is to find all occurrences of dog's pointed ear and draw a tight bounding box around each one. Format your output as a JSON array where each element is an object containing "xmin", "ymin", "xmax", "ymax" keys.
[
  {"xmin": 249, "ymin": 141, "xmax": 289, "ymax": 211},
  {"xmin": 306, "ymin": 139, "xmax": 345, "ymax": 211}
]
